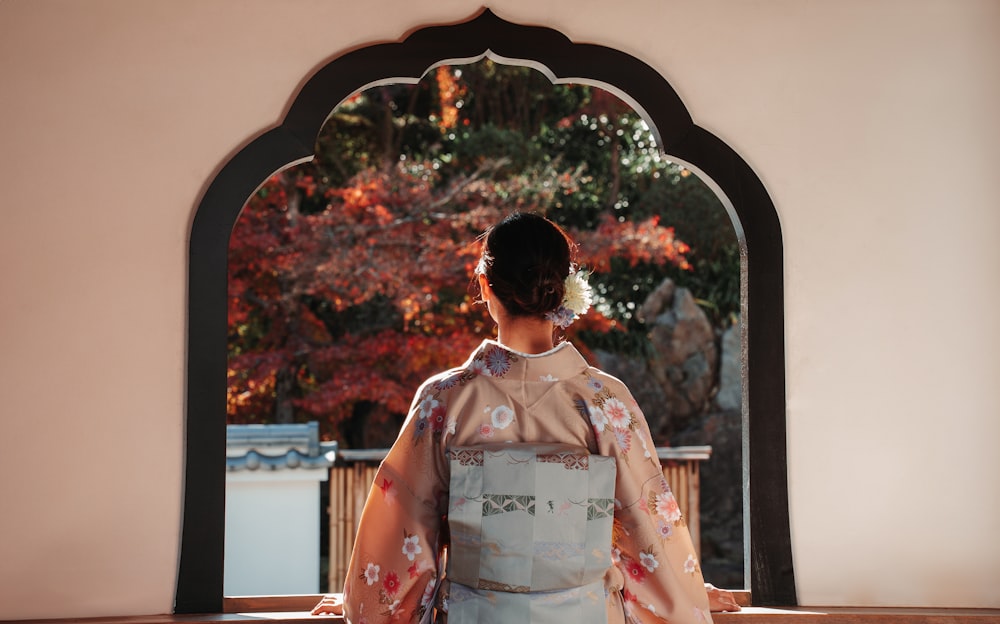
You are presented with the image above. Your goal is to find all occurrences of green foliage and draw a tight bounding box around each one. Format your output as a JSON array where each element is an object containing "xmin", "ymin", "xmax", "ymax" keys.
[
  {"xmin": 445, "ymin": 124, "xmax": 543, "ymax": 175},
  {"xmin": 635, "ymin": 170, "xmax": 741, "ymax": 323}
]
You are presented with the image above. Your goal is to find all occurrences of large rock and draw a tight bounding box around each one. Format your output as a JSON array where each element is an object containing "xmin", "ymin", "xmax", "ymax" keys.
[
  {"xmin": 598, "ymin": 280, "xmax": 744, "ymax": 586},
  {"xmin": 638, "ymin": 278, "xmax": 718, "ymax": 432}
]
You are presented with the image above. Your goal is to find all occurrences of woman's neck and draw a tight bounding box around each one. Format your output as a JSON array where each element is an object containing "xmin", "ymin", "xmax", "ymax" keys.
[{"xmin": 495, "ymin": 316, "xmax": 555, "ymax": 355}]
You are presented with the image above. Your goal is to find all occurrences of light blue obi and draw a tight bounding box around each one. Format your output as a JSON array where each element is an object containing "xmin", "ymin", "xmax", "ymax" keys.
[{"xmin": 443, "ymin": 443, "xmax": 616, "ymax": 623}]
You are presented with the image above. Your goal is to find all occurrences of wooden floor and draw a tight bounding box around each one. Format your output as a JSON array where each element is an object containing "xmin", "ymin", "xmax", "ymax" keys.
[{"xmin": 13, "ymin": 607, "xmax": 1000, "ymax": 624}]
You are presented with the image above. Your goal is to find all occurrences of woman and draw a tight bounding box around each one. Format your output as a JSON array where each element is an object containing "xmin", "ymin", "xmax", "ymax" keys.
[{"xmin": 313, "ymin": 213, "xmax": 738, "ymax": 622}]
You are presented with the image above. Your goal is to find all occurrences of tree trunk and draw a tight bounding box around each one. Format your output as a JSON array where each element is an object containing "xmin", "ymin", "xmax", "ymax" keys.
[{"xmin": 274, "ymin": 366, "xmax": 295, "ymax": 424}]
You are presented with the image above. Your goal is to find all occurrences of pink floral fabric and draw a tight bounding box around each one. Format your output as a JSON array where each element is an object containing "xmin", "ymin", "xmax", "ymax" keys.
[{"xmin": 341, "ymin": 340, "xmax": 713, "ymax": 624}]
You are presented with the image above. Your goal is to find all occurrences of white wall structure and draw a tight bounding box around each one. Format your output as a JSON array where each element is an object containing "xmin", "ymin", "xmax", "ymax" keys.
[
  {"xmin": 225, "ymin": 472, "xmax": 328, "ymax": 596},
  {"xmin": 0, "ymin": 0, "xmax": 998, "ymax": 620}
]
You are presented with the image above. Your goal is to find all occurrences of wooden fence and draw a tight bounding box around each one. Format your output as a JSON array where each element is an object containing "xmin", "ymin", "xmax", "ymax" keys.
[{"xmin": 327, "ymin": 446, "xmax": 712, "ymax": 592}]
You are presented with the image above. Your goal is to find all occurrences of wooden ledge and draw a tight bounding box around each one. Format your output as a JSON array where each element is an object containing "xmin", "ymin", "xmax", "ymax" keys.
[
  {"xmin": 713, "ymin": 607, "xmax": 1000, "ymax": 623},
  {"xmin": 10, "ymin": 595, "xmax": 1000, "ymax": 624}
]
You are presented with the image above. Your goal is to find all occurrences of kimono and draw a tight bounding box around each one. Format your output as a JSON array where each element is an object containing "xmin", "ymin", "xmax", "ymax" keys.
[{"xmin": 341, "ymin": 340, "xmax": 713, "ymax": 624}]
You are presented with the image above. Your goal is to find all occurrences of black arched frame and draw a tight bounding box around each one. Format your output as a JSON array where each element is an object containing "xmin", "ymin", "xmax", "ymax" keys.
[{"xmin": 178, "ymin": 9, "xmax": 794, "ymax": 612}]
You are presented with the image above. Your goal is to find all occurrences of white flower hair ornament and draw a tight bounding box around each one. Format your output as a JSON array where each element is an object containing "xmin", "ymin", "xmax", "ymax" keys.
[{"xmin": 546, "ymin": 269, "xmax": 594, "ymax": 329}]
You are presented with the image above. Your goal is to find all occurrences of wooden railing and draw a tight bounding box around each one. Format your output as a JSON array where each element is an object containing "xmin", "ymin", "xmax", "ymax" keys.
[{"xmin": 327, "ymin": 446, "xmax": 712, "ymax": 593}]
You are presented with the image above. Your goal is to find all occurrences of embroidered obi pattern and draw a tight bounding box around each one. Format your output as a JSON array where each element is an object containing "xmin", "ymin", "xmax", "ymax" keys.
[{"xmin": 445, "ymin": 443, "xmax": 616, "ymax": 623}]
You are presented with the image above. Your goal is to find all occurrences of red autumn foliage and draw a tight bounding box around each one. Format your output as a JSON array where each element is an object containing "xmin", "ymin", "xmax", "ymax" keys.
[{"xmin": 227, "ymin": 158, "xmax": 690, "ymax": 442}]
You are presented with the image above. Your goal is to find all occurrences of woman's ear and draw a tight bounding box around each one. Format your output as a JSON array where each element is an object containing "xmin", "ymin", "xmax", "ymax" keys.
[
  {"xmin": 478, "ymin": 273, "xmax": 500, "ymax": 322},
  {"xmin": 478, "ymin": 273, "xmax": 491, "ymax": 300}
]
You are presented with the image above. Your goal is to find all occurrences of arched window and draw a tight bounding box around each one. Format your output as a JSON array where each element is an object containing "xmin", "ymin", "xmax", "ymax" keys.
[{"xmin": 177, "ymin": 10, "xmax": 794, "ymax": 613}]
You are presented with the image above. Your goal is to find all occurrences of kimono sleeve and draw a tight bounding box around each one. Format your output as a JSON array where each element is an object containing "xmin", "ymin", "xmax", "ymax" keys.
[
  {"xmin": 342, "ymin": 381, "xmax": 449, "ymax": 624},
  {"xmin": 590, "ymin": 377, "xmax": 713, "ymax": 624}
]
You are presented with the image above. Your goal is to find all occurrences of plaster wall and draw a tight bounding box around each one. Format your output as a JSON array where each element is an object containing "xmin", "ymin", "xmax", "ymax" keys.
[
  {"xmin": 224, "ymin": 472, "xmax": 327, "ymax": 596},
  {"xmin": 0, "ymin": 0, "xmax": 997, "ymax": 619}
]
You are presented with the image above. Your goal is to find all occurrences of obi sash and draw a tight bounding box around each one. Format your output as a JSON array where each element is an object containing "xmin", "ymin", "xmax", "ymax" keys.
[{"xmin": 444, "ymin": 443, "xmax": 616, "ymax": 623}]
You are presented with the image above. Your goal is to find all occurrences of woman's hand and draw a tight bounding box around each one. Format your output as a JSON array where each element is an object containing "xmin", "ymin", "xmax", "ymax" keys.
[
  {"xmin": 310, "ymin": 594, "xmax": 344, "ymax": 616},
  {"xmin": 705, "ymin": 583, "xmax": 741, "ymax": 612}
]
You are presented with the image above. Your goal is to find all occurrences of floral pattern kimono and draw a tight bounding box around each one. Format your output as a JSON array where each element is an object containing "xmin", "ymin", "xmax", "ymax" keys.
[{"xmin": 341, "ymin": 340, "xmax": 713, "ymax": 624}]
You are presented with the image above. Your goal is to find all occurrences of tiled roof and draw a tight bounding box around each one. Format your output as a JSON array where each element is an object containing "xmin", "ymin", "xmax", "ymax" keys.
[{"xmin": 226, "ymin": 422, "xmax": 337, "ymax": 472}]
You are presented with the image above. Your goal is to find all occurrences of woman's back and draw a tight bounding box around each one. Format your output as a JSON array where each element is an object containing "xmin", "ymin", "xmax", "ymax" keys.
[{"xmin": 340, "ymin": 340, "xmax": 713, "ymax": 623}]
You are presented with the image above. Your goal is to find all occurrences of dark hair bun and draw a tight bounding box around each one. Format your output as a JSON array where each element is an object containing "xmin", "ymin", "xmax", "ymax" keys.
[{"xmin": 479, "ymin": 213, "xmax": 574, "ymax": 318}]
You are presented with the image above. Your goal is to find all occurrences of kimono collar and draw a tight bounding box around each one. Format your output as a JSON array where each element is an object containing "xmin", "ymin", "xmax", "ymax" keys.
[{"xmin": 469, "ymin": 339, "xmax": 590, "ymax": 381}]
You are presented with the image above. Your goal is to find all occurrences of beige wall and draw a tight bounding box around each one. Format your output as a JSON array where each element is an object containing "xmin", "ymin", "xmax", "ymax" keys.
[{"xmin": 1, "ymin": 0, "xmax": 997, "ymax": 619}]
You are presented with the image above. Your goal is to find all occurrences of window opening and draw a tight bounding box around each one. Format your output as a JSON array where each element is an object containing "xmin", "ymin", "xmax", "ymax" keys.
[{"xmin": 226, "ymin": 59, "xmax": 744, "ymax": 594}]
